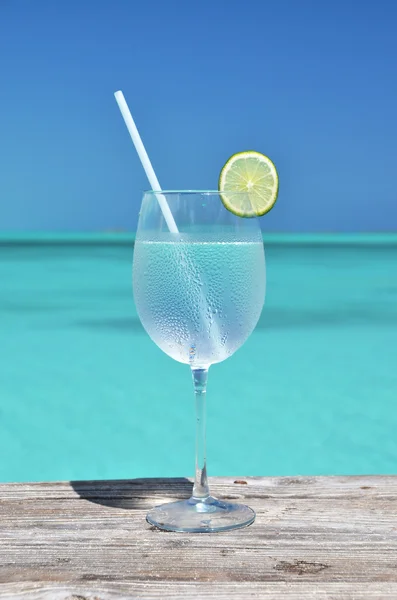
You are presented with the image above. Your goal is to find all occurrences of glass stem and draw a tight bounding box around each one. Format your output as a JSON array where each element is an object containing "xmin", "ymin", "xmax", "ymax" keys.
[{"xmin": 191, "ymin": 367, "xmax": 210, "ymax": 500}]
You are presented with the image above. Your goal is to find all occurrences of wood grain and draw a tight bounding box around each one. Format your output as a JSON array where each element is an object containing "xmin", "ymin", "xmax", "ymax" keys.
[{"xmin": 0, "ymin": 476, "xmax": 397, "ymax": 598}]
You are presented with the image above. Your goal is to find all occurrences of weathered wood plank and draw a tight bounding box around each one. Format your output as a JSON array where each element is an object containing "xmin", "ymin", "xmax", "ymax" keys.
[
  {"xmin": 2, "ymin": 583, "xmax": 397, "ymax": 600},
  {"xmin": 0, "ymin": 476, "xmax": 397, "ymax": 599}
]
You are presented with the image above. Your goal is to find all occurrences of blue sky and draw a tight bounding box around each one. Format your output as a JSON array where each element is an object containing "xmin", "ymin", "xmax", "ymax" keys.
[{"xmin": 0, "ymin": 0, "xmax": 396, "ymax": 232}]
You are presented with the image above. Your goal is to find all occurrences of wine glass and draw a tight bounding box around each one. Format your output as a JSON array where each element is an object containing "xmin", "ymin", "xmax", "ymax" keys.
[{"xmin": 133, "ymin": 191, "xmax": 265, "ymax": 532}]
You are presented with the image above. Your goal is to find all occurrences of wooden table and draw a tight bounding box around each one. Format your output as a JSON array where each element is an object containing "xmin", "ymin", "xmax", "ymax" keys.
[{"xmin": 1, "ymin": 476, "xmax": 397, "ymax": 599}]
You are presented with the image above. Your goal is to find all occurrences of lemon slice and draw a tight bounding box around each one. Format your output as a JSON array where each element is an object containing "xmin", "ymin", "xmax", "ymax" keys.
[{"xmin": 219, "ymin": 151, "xmax": 279, "ymax": 217}]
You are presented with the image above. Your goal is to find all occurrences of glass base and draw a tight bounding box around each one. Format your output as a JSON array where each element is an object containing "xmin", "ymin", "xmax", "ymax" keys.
[{"xmin": 146, "ymin": 495, "xmax": 255, "ymax": 533}]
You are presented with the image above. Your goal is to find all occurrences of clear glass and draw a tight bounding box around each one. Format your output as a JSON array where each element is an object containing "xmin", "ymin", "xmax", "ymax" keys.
[{"xmin": 133, "ymin": 191, "xmax": 266, "ymax": 532}]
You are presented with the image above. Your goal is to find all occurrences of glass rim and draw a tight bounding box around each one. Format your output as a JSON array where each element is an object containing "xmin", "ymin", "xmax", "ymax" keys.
[{"xmin": 143, "ymin": 189, "xmax": 248, "ymax": 196}]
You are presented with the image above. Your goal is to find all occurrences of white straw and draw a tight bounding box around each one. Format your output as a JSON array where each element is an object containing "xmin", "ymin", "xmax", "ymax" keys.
[
  {"xmin": 114, "ymin": 90, "xmax": 223, "ymax": 353},
  {"xmin": 114, "ymin": 90, "xmax": 179, "ymax": 234}
]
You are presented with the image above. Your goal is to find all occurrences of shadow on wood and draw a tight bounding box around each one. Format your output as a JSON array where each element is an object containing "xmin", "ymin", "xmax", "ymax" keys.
[{"xmin": 70, "ymin": 477, "xmax": 193, "ymax": 510}]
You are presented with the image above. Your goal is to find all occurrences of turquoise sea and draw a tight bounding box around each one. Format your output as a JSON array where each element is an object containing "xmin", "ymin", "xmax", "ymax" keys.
[{"xmin": 0, "ymin": 234, "xmax": 396, "ymax": 483}]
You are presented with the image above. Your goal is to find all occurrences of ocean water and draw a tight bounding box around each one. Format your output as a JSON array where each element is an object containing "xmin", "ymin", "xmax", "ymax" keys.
[{"xmin": 0, "ymin": 238, "xmax": 396, "ymax": 483}]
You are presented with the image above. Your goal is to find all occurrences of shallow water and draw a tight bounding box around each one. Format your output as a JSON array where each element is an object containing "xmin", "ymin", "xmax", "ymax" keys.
[{"xmin": 0, "ymin": 240, "xmax": 396, "ymax": 482}]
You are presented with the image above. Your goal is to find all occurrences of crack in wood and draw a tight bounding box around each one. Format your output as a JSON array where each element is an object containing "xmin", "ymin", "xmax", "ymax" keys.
[{"xmin": 274, "ymin": 560, "xmax": 329, "ymax": 575}]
